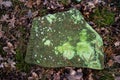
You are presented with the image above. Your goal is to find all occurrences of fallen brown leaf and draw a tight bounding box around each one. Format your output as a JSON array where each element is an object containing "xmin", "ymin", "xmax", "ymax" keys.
[
  {"xmin": 3, "ymin": 42, "xmax": 16, "ymax": 54},
  {"xmin": 107, "ymin": 59, "xmax": 114, "ymax": 67},
  {"xmin": 32, "ymin": 72, "xmax": 39, "ymax": 80},
  {"xmin": 104, "ymin": 46, "xmax": 114, "ymax": 57},
  {"xmin": 114, "ymin": 41, "xmax": 120, "ymax": 47},
  {"xmin": 1, "ymin": 1, "xmax": 12, "ymax": 8},
  {"xmin": 8, "ymin": 15, "xmax": 16, "ymax": 28},
  {"xmin": 25, "ymin": 0, "xmax": 33, "ymax": 8},
  {"xmin": 32, "ymin": 11, "xmax": 38, "ymax": 17},
  {"xmin": 36, "ymin": 0, "xmax": 41, "ymax": 6},
  {"xmin": 114, "ymin": 55, "xmax": 120, "ymax": 64},
  {"xmin": 0, "ymin": 0, "xmax": 3, "ymax": 3},
  {"xmin": 0, "ymin": 14, "xmax": 9, "ymax": 22},
  {"xmin": 19, "ymin": 0, "xmax": 26, "ymax": 3}
]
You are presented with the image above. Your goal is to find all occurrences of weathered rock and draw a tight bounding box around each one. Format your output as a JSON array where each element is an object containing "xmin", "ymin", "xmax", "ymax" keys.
[{"xmin": 25, "ymin": 8, "xmax": 104, "ymax": 69}]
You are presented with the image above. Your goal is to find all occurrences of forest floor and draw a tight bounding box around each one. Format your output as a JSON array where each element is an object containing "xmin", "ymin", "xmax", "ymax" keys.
[{"xmin": 0, "ymin": 0, "xmax": 120, "ymax": 80}]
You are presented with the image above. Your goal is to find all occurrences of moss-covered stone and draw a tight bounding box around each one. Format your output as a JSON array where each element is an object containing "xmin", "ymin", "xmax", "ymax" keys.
[{"xmin": 25, "ymin": 8, "xmax": 104, "ymax": 69}]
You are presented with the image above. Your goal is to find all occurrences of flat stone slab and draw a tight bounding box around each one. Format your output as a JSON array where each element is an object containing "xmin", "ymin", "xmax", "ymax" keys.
[{"xmin": 25, "ymin": 8, "xmax": 104, "ymax": 69}]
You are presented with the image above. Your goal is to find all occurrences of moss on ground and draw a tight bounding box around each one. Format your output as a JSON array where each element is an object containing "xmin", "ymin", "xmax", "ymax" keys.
[
  {"xmin": 58, "ymin": 0, "xmax": 71, "ymax": 5},
  {"xmin": 15, "ymin": 49, "xmax": 31, "ymax": 72},
  {"xmin": 90, "ymin": 7, "xmax": 115, "ymax": 27}
]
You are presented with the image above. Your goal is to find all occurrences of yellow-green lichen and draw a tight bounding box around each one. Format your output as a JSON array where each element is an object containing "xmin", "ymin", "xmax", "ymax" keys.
[
  {"xmin": 71, "ymin": 11, "xmax": 83, "ymax": 24},
  {"xmin": 76, "ymin": 42, "xmax": 94, "ymax": 61},
  {"xmin": 55, "ymin": 42, "xmax": 75, "ymax": 59},
  {"xmin": 76, "ymin": 29, "xmax": 94, "ymax": 61},
  {"xmin": 45, "ymin": 14, "xmax": 56, "ymax": 24},
  {"xmin": 54, "ymin": 29, "xmax": 94, "ymax": 60},
  {"xmin": 34, "ymin": 27, "xmax": 39, "ymax": 33},
  {"xmin": 44, "ymin": 40, "xmax": 52, "ymax": 46},
  {"xmin": 79, "ymin": 29, "xmax": 87, "ymax": 41}
]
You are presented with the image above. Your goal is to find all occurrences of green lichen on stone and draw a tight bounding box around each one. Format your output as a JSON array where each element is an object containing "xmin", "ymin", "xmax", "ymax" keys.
[
  {"xmin": 54, "ymin": 29, "xmax": 94, "ymax": 60},
  {"xmin": 76, "ymin": 42, "xmax": 94, "ymax": 60},
  {"xmin": 25, "ymin": 8, "xmax": 104, "ymax": 69},
  {"xmin": 45, "ymin": 14, "xmax": 56, "ymax": 24},
  {"xmin": 44, "ymin": 40, "xmax": 52, "ymax": 46},
  {"xmin": 55, "ymin": 42, "xmax": 75, "ymax": 59},
  {"xmin": 76, "ymin": 29, "xmax": 94, "ymax": 62},
  {"xmin": 79, "ymin": 29, "xmax": 87, "ymax": 41}
]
